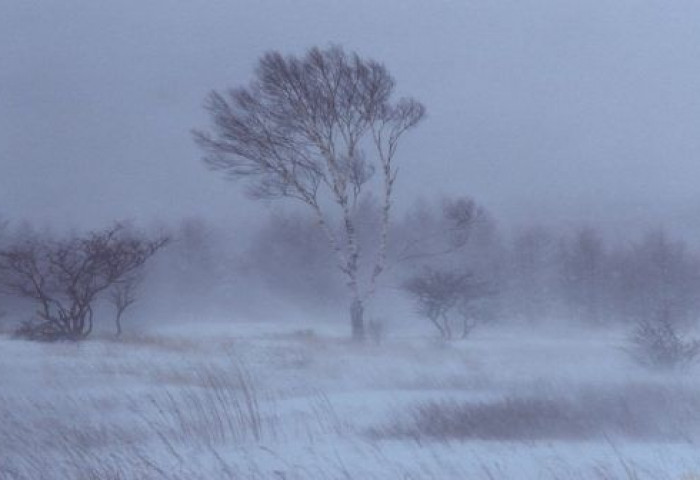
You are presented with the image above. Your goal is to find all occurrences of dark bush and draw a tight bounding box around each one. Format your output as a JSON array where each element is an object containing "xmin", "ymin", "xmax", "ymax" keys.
[
  {"xmin": 628, "ymin": 309, "xmax": 700, "ymax": 370},
  {"xmin": 1, "ymin": 224, "xmax": 167, "ymax": 341}
]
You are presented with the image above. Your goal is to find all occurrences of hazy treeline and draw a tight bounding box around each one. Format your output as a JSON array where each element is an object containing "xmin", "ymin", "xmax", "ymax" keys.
[
  {"xmin": 502, "ymin": 223, "xmax": 700, "ymax": 326},
  {"xmin": 1, "ymin": 196, "xmax": 699, "ymax": 332},
  {"xmin": 238, "ymin": 197, "xmax": 700, "ymax": 328}
]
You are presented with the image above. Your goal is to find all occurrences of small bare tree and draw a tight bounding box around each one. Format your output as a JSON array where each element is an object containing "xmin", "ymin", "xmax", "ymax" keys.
[
  {"xmin": 194, "ymin": 46, "xmax": 425, "ymax": 340},
  {"xmin": 0, "ymin": 224, "xmax": 167, "ymax": 341},
  {"xmin": 109, "ymin": 273, "xmax": 142, "ymax": 337},
  {"xmin": 403, "ymin": 267, "xmax": 490, "ymax": 341}
]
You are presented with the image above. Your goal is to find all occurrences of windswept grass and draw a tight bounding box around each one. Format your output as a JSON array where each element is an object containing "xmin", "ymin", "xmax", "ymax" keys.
[
  {"xmin": 372, "ymin": 382, "xmax": 700, "ymax": 442},
  {"xmin": 2, "ymin": 327, "xmax": 700, "ymax": 479}
]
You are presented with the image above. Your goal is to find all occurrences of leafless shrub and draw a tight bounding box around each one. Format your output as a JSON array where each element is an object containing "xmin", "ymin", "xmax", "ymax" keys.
[
  {"xmin": 627, "ymin": 308, "xmax": 700, "ymax": 370},
  {"xmin": 0, "ymin": 224, "xmax": 167, "ymax": 341},
  {"xmin": 403, "ymin": 267, "xmax": 490, "ymax": 341}
]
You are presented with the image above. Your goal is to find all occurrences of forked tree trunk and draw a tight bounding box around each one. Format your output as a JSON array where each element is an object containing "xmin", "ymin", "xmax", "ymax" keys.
[{"xmin": 351, "ymin": 298, "xmax": 365, "ymax": 341}]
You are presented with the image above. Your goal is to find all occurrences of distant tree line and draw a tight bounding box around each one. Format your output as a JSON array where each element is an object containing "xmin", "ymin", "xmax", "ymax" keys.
[
  {"xmin": 1, "ymin": 199, "xmax": 699, "ymax": 347},
  {"xmin": 228, "ymin": 198, "xmax": 700, "ymax": 333}
]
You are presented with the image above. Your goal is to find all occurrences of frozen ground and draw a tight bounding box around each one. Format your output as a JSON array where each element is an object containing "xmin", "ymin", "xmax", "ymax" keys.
[{"xmin": 2, "ymin": 319, "xmax": 700, "ymax": 479}]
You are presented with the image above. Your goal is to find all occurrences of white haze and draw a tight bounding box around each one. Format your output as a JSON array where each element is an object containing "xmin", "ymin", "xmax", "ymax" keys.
[
  {"xmin": 3, "ymin": 2, "xmax": 700, "ymax": 479},
  {"xmin": 3, "ymin": 0, "xmax": 700, "ymax": 238}
]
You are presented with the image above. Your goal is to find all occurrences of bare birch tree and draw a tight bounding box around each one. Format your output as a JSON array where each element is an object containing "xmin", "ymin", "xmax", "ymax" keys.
[{"xmin": 194, "ymin": 46, "xmax": 425, "ymax": 340}]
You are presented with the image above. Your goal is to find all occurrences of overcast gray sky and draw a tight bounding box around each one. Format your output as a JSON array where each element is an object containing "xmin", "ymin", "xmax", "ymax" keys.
[{"xmin": 3, "ymin": 0, "xmax": 700, "ymax": 237}]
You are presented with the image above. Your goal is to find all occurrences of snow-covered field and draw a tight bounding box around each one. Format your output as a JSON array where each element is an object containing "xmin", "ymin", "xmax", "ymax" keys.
[{"xmin": 2, "ymin": 320, "xmax": 700, "ymax": 479}]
